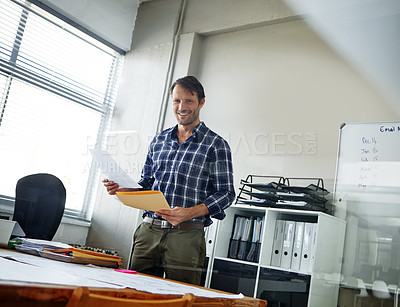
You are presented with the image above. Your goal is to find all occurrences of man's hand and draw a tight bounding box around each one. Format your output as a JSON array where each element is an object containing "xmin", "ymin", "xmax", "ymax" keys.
[
  {"xmin": 102, "ymin": 179, "xmax": 138, "ymax": 195},
  {"xmin": 103, "ymin": 179, "xmax": 119, "ymax": 195},
  {"xmin": 156, "ymin": 203, "xmax": 209, "ymax": 226}
]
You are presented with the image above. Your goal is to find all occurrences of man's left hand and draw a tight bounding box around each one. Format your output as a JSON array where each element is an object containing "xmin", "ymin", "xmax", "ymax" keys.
[{"xmin": 156, "ymin": 203, "xmax": 209, "ymax": 226}]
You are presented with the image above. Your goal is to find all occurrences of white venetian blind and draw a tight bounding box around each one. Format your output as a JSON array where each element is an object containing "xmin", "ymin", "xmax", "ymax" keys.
[{"xmin": 0, "ymin": 0, "xmax": 123, "ymax": 218}]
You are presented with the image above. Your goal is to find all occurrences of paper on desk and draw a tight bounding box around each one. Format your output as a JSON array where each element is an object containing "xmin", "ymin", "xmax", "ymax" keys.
[
  {"xmin": 0, "ymin": 250, "xmax": 244, "ymax": 299},
  {"xmin": 17, "ymin": 238, "xmax": 72, "ymax": 249},
  {"xmin": 90, "ymin": 149, "xmax": 141, "ymax": 189},
  {"xmin": 0, "ymin": 256, "xmax": 120, "ymax": 288},
  {"xmin": 0, "ymin": 220, "xmax": 25, "ymax": 247}
]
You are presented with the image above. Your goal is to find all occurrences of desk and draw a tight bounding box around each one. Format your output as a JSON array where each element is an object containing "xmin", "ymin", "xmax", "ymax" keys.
[{"xmin": 0, "ymin": 249, "xmax": 266, "ymax": 306}]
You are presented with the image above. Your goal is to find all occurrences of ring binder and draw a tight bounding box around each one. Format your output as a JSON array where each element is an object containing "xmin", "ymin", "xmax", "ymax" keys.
[
  {"xmin": 291, "ymin": 221, "xmax": 305, "ymax": 271},
  {"xmin": 300, "ymin": 222, "xmax": 315, "ymax": 273},
  {"xmin": 280, "ymin": 220, "xmax": 295, "ymax": 269},
  {"xmin": 271, "ymin": 219, "xmax": 285, "ymax": 267}
]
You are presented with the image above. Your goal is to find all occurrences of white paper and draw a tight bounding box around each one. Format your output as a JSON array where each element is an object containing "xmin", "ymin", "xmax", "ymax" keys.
[
  {"xmin": 90, "ymin": 149, "xmax": 141, "ymax": 189},
  {"xmin": 18, "ymin": 238, "xmax": 72, "ymax": 249},
  {"xmin": 0, "ymin": 256, "xmax": 119, "ymax": 288},
  {"xmin": 0, "ymin": 250, "xmax": 244, "ymax": 299},
  {"xmin": 0, "ymin": 220, "xmax": 25, "ymax": 247}
]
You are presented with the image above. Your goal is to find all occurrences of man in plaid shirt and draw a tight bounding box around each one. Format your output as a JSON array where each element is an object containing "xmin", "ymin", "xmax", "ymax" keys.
[{"xmin": 104, "ymin": 76, "xmax": 235, "ymax": 285}]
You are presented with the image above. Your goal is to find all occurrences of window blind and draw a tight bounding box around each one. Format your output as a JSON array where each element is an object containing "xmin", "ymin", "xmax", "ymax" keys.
[{"xmin": 0, "ymin": 0, "xmax": 123, "ymax": 219}]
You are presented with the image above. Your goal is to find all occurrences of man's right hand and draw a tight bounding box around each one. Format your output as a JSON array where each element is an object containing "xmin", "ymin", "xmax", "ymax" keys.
[
  {"xmin": 102, "ymin": 179, "xmax": 139, "ymax": 195},
  {"xmin": 102, "ymin": 179, "xmax": 120, "ymax": 195}
]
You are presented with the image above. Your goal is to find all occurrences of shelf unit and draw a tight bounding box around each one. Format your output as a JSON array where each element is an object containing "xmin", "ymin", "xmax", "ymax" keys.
[{"xmin": 206, "ymin": 204, "xmax": 346, "ymax": 307}]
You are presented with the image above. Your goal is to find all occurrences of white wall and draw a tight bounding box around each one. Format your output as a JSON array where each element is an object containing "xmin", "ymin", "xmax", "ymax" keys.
[
  {"xmin": 192, "ymin": 20, "xmax": 395, "ymax": 189},
  {"xmin": 53, "ymin": 217, "xmax": 89, "ymax": 245},
  {"xmin": 87, "ymin": 0, "xmax": 398, "ymax": 266}
]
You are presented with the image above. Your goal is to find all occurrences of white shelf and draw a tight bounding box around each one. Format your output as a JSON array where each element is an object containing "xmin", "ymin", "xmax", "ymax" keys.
[
  {"xmin": 214, "ymin": 256, "xmax": 260, "ymax": 267},
  {"xmin": 258, "ymin": 263, "xmax": 312, "ymax": 276},
  {"xmin": 207, "ymin": 204, "xmax": 346, "ymax": 307}
]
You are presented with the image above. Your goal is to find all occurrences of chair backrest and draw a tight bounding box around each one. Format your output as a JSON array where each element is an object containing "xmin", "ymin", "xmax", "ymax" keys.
[
  {"xmin": 66, "ymin": 287, "xmax": 195, "ymax": 307},
  {"xmin": 13, "ymin": 173, "xmax": 66, "ymax": 240}
]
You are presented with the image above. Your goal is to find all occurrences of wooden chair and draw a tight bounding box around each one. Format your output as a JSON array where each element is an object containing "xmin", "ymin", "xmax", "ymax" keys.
[{"xmin": 66, "ymin": 287, "xmax": 195, "ymax": 307}]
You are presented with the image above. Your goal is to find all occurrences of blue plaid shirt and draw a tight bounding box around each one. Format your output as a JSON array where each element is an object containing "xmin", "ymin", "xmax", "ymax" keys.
[{"xmin": 138, "ymin": 122, "xmax": 235, "ymax": 226}]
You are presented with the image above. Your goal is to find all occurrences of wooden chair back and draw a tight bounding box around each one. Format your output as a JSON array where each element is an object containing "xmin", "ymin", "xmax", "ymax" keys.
[{"xmin": 66, "ymin": 287, "xmax": 195, "ymax": 307}]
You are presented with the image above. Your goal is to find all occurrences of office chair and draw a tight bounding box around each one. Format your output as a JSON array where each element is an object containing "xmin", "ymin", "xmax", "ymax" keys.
[
  {"xmin": 372, "ymin": 280, "xmax": 391, "ymax": 307},
  {"xmin": 66, "ymin": 287, "xmax": 195, "ymax": 307},
  {"xmin": 13, "ymin": 173, "xmax": 66, "ymax": 240}
]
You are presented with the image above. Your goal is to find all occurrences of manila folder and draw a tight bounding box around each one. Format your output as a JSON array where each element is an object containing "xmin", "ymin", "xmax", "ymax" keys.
[{"xmin": 116, "ymin": 191, "xmax": 170, "ymax": 211}]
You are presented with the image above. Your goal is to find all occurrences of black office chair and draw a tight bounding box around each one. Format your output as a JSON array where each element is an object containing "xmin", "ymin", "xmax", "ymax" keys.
[{"xmin": 13, "ymin": 173, "xmax": 66, "ymax": 240}]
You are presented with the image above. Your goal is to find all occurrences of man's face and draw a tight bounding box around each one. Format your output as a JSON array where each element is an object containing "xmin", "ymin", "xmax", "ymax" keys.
[{"xmin": 172, "ymin": 84, "xmax": 204, "ymax": 126}]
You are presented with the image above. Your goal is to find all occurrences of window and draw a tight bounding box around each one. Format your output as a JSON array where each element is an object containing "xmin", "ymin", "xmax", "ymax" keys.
[{"xmin": 0, "ymin": 0, "xmax": 123, "ymax": 219}]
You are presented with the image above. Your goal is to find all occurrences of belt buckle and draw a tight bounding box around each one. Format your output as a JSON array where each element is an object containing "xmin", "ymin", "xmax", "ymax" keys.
[{"xmin": 161, "ymin": 220, "xmax": 172, "ymax": 228}]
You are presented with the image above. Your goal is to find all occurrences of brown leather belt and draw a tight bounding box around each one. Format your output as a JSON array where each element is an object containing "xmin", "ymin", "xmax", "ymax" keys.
[{"xmin": 143, "ymin": 216, "xmax": 204, "ymax": 230}]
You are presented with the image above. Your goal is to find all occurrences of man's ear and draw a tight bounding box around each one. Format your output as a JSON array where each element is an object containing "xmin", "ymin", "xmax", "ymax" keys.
[{"xmin": 199, "ymin": 98, "xmax": 205, "ymax": 108}]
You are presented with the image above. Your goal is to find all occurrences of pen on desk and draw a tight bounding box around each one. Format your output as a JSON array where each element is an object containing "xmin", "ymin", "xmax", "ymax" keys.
[{"xmin": 114, "ymin": 269, "xmax": 137, "ymax": 274}]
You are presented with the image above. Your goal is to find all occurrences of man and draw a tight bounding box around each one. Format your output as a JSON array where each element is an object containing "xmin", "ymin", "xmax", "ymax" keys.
[{"xmin": 103, "ymin": 76, "xmax": 235, "ymax": 285}]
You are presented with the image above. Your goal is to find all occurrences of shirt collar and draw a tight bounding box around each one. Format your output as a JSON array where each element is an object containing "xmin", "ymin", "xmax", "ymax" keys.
[
  {"xmin": 192, "ymin": 121, "xmax": 207, "ymax": 141},
  {"xmin": 169, "ymin": 121, "xmax": 207, "ymax": 143}
]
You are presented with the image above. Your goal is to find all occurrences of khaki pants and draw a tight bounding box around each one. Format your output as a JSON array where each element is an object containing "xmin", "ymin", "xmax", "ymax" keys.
[{"xmin": 130, "ymin": 222, "xmax": 206, "ymax": 285}]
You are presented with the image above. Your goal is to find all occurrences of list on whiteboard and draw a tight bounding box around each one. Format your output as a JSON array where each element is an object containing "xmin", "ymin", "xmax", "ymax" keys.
[{"xmin": 358, "ymin": 135, "xmax": 379, "ymax": 190}]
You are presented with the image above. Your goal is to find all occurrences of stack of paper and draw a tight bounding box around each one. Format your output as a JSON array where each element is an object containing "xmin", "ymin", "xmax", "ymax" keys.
[
  {"xmin": 13, "ymin": 238, "xmax": 122, "ymax": 268},
  {"xmin": 14, "ymin": 238, "xmax": 72, "ymax": 255},
  {"xmin": 40, "ymin": 248, "xmax": 123, "ymax": 268}
]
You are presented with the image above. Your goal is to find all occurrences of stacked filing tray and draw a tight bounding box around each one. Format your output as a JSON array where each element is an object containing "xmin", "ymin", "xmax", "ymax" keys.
[{"xmin": 235, "ymin": 175, "xmax": 330, "ymax": 214}]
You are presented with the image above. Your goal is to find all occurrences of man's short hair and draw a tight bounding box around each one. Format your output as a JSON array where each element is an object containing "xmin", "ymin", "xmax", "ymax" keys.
[{"xmin": 170, "ymin": 76, "xmax": 205, "ymax": 101}]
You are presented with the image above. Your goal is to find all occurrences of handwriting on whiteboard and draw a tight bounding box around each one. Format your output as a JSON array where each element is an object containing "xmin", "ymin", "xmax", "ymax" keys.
[
  {"xmin": 379, "ymin": 125, "xmax": 400, "ymax": 133},
  {"xmin": 359, "ymin": 136, "xmax": 378, "ymax": 190}
]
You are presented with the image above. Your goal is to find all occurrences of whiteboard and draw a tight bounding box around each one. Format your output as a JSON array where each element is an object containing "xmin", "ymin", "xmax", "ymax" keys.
[
  {"xmin": 333, "ymin": 121, "xmax": 400, "ymax": 285},
  {"xmin": 334, "ymin": 122, "xmax": 400, "ymax": 217}
]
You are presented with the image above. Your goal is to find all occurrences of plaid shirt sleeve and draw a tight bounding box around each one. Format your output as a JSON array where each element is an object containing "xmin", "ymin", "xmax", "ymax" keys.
[{"xmin": 202, "ymin": 137, "xmax": 235, "ymax": 220}]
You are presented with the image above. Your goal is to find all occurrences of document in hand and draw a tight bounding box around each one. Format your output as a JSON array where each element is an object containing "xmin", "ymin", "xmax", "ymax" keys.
[
  {"xmin": 90, "ymin": 149, "xmax": 141, "ymax": 189},
  {"xmin": 116, "ymin": 190, "xmax": 171, "ymax": 211}
]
